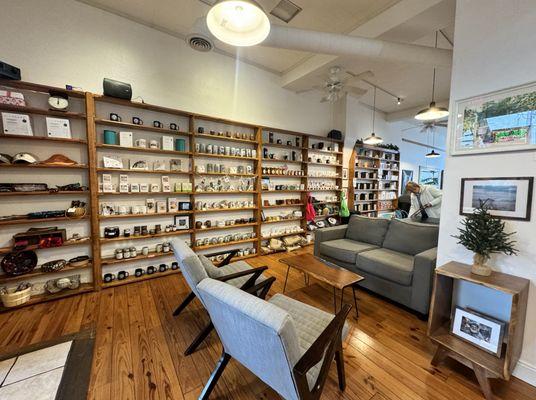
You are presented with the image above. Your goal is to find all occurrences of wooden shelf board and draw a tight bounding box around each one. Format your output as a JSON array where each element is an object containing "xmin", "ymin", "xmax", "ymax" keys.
[
  {"xmin": 261, "ymin": 231, "xmax": 305, "ymax": 240},
  {"xmin": 195, "ymin": 133, "xmax": 256, "ymax": 144},
  {"xmin": 101, "ymin": 251, "xmax": 174, "ymax": 266},
  {"xmin": 0, "ymin": 104, "xmax": 86, "ymax": 119},
  {"xmin": 95, "ymin": 118, "xmax": 191, "ymax": 136},
  {"xmin": 261, "ymin": 159, "xmax": 303, "ymax": 165},
  {"xmin": 102, "ymin": 269, "xmax": 181, "ymax": 289},
  {"xmin": 429, "ymin": 324, "xmax": 505, "ymax": 377},
  {"xmin": 192, "ymin": 238, "xmax": 257, "ymax": 251},
  {"xmin": 100, "ymin": 230, "xmax": 193, "ymax": 244},
  {"xmin": 0, "ymin": 80, "xmax": 86, "ymax": 98},
  {"xmin": 0, "ymin": 263, "xmax": 92, "ymax": 284},
  {"xmin": 99, "ymin": 211, "xmax": 192, "ymax": 220},
  {"xmin": 0, "ymin": 284, "xmax": 94, "ymax": 312},
  {"xmin": 194, "ymin": 152, "xmax": 257, "ymax": 161},
  {"xmin": 307, "ymin": 148, "xmax": 343, "ymax": 155},
  {"xmin": 194, "ymin": 222, "xmax": 257, "ymax": 232},
  {"xmin": 262, "ymin": 142, "xmax": 303, "ymax": 150},
  {"xmin": 261, "ymin": 174, "xmax": 305, "ymax": 178},
  {"xmin": 194, "ymin": 172, "xmax": 257, "ymax": 178},
  {"xmin": 193, "ymin": 207, "xmax": 257, "ymax": 214},
  {"xmin": 262, "ymin": 217, "xmax": 303, "ymax": 224},
  {"xmin": 262, "ymin": 190, "xmax": 305, "ymax": 193},
  {"xmin": 306, "ymin": 162, "xmax": 343, "ymax": 167},
  {"xmin": 263, "ymin": 204, "xmax": 304, "ymax": 208},
  {"xmin": 96, "ymin": 167, "xmax": 191, "ymax": 175},
  {"xmin": 94, "ymin": 95, "xmax": 191, "ymax": 117},
  {"xmin": 0, "ymin": 239, "xmax": 91, "ymax": 255},
  {"xmin": 307, "ymin": 189, "xmax": 342, "ymax": 192},
  {"xmin": 98, "ymin": 191, "xmax": 191, "ymax": 197},
  {"xmin": 0, "ymin": 215, "xmax": 89, "ymax": 226},
  {"xmin": 0, "ymin": 164, "xmax": 87, "ymax": 170},
  {"xmin": 0, "ymin": 190, "xmax": 89, "ymax": 197},
  {"xmin": 0, "ymin": 134, "xmax": 87, "ymax": 144},
  {"xmin": 194, "ymin": 191, "xmax": 257, "ymax": 195},
  {"xmin": 96, "ymin": 143, "xmax": 191, "ymax": 156}
]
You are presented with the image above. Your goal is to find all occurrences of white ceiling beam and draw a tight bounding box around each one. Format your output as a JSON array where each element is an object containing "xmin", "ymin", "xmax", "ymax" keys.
[{"xmin": 280, "ymin": 0, "xmax": 445, "ymax": 88}]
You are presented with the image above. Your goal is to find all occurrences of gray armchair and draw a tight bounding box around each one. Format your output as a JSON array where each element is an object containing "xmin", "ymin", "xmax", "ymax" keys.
[
  {"xmin": 314, "ymin": 216, "xmax": 438, "ymax": 316},
  {"xmin": 170, "ymin": 238, "xmax": 271, "ymax": 355},
  {"xmin": 196, "ymin": 278, "xmax": 351, "ymax": 400}
]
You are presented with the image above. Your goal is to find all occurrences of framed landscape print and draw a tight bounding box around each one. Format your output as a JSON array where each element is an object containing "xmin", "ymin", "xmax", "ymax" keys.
[
  {"xmin": 460, "ymin": 177, "xmax": 533, "ymax": 221},
  {"xmin": 450, "ymin": 81, "xmax": 536, "ymax": 155},
  {"xmin": 418, "ymin": 166, "xmax": 442, "ymax": 188},
  {"xmin": 451, "ymin": 307, "xmax": 506, "ymax": 357}
]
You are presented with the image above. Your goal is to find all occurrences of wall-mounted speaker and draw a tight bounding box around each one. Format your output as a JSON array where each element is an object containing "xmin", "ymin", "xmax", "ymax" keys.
[{"xmin": 103, "ymin": 78, "xmax": 132, "ymax": 100}]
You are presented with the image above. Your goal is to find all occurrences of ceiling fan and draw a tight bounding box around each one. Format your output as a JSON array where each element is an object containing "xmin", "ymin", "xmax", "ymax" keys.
[
  {"xmin": 297, "ymin": 66, "xmax": 373, "ymax": 103},
  {"xmin": 402, "ymin": 119, "xmax": 448, "ymax": 134}
]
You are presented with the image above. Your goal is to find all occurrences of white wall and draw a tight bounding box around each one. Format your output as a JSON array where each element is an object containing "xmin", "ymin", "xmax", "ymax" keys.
[
  {"xmin": 438, "ymin": 0, "xmax": 536, "ymax": 384},
  {"xmin": 341, "ymin": 95, "xmax": 446, "ymax": 192},
  {"xmin": 0, "ymin": 0, "xmax": 331, "ymax": 134}
]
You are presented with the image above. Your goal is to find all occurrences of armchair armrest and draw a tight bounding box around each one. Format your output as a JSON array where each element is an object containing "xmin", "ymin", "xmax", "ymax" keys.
[
  {"xmin": 314, "ymin": 225, "xmax": 347, "ymax": 256},
  {"xmin": 411, "ymin": 247, "xmax": 437, "ymax": 315},
  {"xmin": 245, "ymin": 276, "xmax": 276, "ymax": 300},
  {"xmin": 217, "ymin": 266, "xmax": 268, "ymax": 291},
  {"xmin": 205, "ymin": 249, "xmax": 240, "ymax": 267},
  {"xmin": 293, "ymin": 304, "xmax": 351, "ymax": 397}
]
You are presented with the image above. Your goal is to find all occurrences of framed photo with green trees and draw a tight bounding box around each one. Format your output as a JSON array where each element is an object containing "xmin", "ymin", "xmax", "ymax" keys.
[{"xmin": 450, "ymin": 81, "xmax": 536, "ymax": 155}]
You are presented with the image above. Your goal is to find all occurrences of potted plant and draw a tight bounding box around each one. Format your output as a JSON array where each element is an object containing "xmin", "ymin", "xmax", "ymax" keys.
[{"xmin": 453, "ymin": 200, "xmax": 518, "ymax": 276}]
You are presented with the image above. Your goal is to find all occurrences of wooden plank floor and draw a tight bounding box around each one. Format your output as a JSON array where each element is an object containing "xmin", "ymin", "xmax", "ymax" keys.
[{"xmin": 1, "ymin": 247, "xmax": 535, "ymax": 400}]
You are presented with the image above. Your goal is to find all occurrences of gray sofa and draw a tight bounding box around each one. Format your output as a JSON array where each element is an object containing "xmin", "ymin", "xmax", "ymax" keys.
[{"xmin": 314, "ymin": 216, "xmax": 438, "ymax": 315}]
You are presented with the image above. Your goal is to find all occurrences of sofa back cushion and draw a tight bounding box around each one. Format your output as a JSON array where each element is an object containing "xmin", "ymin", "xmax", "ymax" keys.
[
  {"xmin": 345, "ymin": 215, "xmax": 390, "ymax": 246},
  {"xmin": 382, "ymin": 219, "xmax": 439, "ymax": 255}
]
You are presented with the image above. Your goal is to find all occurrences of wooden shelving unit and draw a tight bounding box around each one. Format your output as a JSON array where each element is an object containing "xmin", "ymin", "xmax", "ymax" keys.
[
  {"xmin": 0, "ymin": 78, "xmax": 348, "ymax": 299},
  {"xmin": 0, "ymin": 79, "xmax": 97, "ymax": 311},
  {"xmin": 348, "ymin": 143, "xmax": 400, "ymax": 216}
]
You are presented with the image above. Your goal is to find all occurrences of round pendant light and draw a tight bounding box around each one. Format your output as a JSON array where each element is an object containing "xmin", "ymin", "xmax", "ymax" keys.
[
  {"xmin": 425, "ymin": 149, "xmax": 440, "ymax": 158},
  {"xmin": 206, "ymin": 0, "xmax": 270, "ymax": 47},
  {"xmin": 415, "ymin": 31, "xmax": 449, "ymax": 121},
  {"xmin": 364, "ymin": 86, "xmax": 383, "ymax": 145}
]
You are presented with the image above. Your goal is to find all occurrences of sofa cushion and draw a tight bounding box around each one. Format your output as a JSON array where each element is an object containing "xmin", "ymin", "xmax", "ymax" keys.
[
  {"xmin": 320, "ymin": 239, "xmax": 379, "ymax": 264},
  {"xmin": 356, "ymin": 248, "xmax": 414, "ymax": 286},
  {"xmin": 382, "ymin": 219, "xmax": 439, "ymax": 256},
  {"xmin": 345, "ymin": 215, "xmax": 390, "ymax": 246}
]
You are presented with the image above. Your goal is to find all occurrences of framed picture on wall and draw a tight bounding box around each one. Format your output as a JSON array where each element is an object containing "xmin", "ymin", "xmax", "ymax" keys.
[
  {"xmin": 450, "ymin": 81, "xmax": 536, "ymax": 156},
  {"xmin": 418, "ymin": 166, "xmax": 442, "ymax": 188},
  {"xmin": 451, "ymin": 307, "xmax": 506, "ymax": 357},
  {"xmin": 401, "ymin": 169, "xmax": 414, "ymax": 193},
  {"xmin": 460, "ymin": 177, "xmax": 533, "ymax": 221}
]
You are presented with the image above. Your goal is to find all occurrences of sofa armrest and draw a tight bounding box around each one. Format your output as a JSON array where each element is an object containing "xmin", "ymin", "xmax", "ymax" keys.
[
  {"xmin": 314, "ymin": 225, "xmax": 347, "ymax": 256},
  {"xmin": 410, "ymin": 247, "xmax": 437, "ymax": 315}
]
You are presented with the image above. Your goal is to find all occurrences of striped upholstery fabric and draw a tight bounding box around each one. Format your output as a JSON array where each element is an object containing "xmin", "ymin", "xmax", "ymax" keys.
[{"xmin": 199, "ymin": 255, "xmax": 265, "ymax": 287}]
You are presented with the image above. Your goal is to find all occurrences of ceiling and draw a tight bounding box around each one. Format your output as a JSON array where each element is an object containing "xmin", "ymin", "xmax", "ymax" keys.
[{"xmin": 75, "ymin": 0, "xmax": 456, "ymax": 115}]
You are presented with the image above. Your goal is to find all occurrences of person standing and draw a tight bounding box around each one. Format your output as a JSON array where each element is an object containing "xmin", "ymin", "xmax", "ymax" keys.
[{"xmin": 405, "ymin": 181, "xmax": 442, "ymax": 221}]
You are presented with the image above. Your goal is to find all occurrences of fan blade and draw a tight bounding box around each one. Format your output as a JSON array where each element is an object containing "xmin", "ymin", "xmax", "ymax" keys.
[
  {"xmin": 345, "ymin": 70, "xmax": 374, "ymax": 85},
  {"xmin": 294, "ymin": 88, "xmax": 314, "ymax": 94},
  {"xmin": 436, "ymin": 121, "xmax": 448, "ymax": 127},
  {"xmin": 401, "ymin": 126, "xmax": 420, "ymax": 132},
  {"xmin": 320, "ymin": 96, "xmax": 330, "ymax": 103},
  {"xmin": 344, "ymin": 87, "xmax": 367, "ymax": 97}
]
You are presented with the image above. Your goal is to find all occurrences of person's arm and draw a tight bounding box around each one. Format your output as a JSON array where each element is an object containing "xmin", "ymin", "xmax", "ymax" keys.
[
  {"xmin": 427, "ymin": 187, "xmax": 443, "ymax": 207},
  {"xmin": 408, "ymin": 193, "xmax": 420, "ymax": 216}
]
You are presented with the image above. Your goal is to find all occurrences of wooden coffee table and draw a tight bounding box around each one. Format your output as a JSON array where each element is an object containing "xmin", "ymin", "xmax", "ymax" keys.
[{"xmin": 280, "ymin": 254, "xmax": 364, "ymax": 319}]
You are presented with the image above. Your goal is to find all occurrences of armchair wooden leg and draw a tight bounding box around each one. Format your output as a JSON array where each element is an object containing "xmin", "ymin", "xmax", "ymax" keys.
[
  {"xmin": 184, "ymin": 321, "xmax": 214, "ymax": 356},
  {"xmin": 173, "ymin": 291, "xmax": 196, "ymax": 317},
  {"xmin": 335, "ymin": 343, "xmax": 346, "ymax": 391},
  {"xmin": 199, "ymin": 352, "xmax": 231, "ymax": 400}
]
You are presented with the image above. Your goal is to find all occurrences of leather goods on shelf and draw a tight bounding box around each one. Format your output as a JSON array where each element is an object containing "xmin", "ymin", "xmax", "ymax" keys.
[
  {"xmin": 27, "ymin": 210, "xmax": 66, "ymax": 219},
  {"xmin": 41, "ymin": 259, "xmax": 67, "ymax": 273},
  {"xmin": 1, "ymin": 250, "xmax": 38, "ymax": 276},
  {"xmin": 13, "ymin": 227, "xmax": 66, "ymax": 250},
  {"xmin": 44, "ymin": 274, "xmax": 81, "ymax": 294},
  {"xmin": 40, "ymin": 154, "xmax": 77, "ymax": 166},
  {"xmin": 0, "ymin": 183, "xmax": 48, "ymax": 192}
]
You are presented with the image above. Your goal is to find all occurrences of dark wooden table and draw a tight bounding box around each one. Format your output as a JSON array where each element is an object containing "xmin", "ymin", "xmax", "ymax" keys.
[{"xmin": 280, "ymin": 254, "xmax": 364, "ymax": 319}]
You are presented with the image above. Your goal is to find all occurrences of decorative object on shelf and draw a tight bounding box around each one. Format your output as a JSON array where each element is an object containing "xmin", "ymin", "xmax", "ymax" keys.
[
  {"xmin": 117, "ymin": 270, "xmax": 129, "ymax": 280},
  {"xmin": 363, "ymin": 86, "xmax": 383, "ymax": 145},
  {"xmin": 460, "ymin": 177, "xmax": 533, "ymax": 221},
  {"xmin": 328, "ymin": 130, "xmax": 343, "ymax": 141},
  {"xmin": 134, "ymin": 268, "xmax": 145, "ymax": 277},
  {"xmin": 40, "ymin": 259, "xmax": 67, "ymax": 273},
  {"xmin": 169, "ymin": 123, "xmax": 178, "ymax": 131},
  {"xmin": 0, "ymin": 282, "xmax": 32, "ymax": 308},
  {"xmin": 450, "ymin": 307, "xmax": 506, "ymax": 357},
  {"xmin": 102, "ymin": 155, "xmax": 123, "ymax": 169},
  {"xmin": 153, "ymin": 120, "xmax": 163, "ymax": 128},
  {"xmin": 103, "ymin": 78, "xmax": 132, "ymax": 100},
  {"xmin": 44, "ymin": 274, "xmax": 81, "ymax": 294},
  {"xmin": 0, "ymin": 90, "xmax": 25, "ymax": 106},
  {"xmin": 109, "ymin": 112, "xmax": 122, "ymax": 122},
  {"xmin": 451, "ymin": 81, "xmax": 536, "ymax": 155},
  {"xmin": 454, "ymin": 200, "xmax": 518, "ymax": 276},
  {"xmin": 119, "ymin": 131, "xmax": 133, "ymax": 147},
  {"xmin": 66, "ymin": 200, "xmax": 86, "ymax": 219},
  {"xmin": 47, "ymin": 90, "xmax": 69, "ymax": 111},
  {"xmin": 418, "ymin": 166, "xmax": 442, "ymax": 188},
  {"xmin": 103, "ymin": 273, "xmax": 116, "ymax": 283},
  {"xmin": 1, "ymin": 250, "xmax": 38, "ymax": 276},
  {"xmin": 69, "ymin": 255, "xmax": 90, "ymax": 267},
  {"xmin": 1, "ymin": 112, "xmax": 33, "ymax": 135},
  {"xmin": 103, "ymin": 129, "xmax": 118, "ymax": 145}
]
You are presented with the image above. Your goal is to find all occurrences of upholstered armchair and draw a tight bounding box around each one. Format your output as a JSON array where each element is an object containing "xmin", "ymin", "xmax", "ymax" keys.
[
  {"xmin": 170, "ymin": 238, "xmax": 272, "ymax": 355},
  {"xmin": 197, "ymin": 278, "xmax": 350, "ymax": 400}
]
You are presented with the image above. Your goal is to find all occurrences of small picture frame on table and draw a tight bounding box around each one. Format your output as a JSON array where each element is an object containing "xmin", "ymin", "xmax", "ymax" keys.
[{"xmin": 451, "ymin": 307, "xmax": 506, "ymax": 357}]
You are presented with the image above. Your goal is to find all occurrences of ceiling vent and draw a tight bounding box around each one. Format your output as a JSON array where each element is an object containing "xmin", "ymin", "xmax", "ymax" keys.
[
  {"xmin": 186, "ymin": 17, "xmax": 214, "ymax": 52},
  {"xmin": 270, "ymin": 0, "xmax": 302, "ymax": 23}
]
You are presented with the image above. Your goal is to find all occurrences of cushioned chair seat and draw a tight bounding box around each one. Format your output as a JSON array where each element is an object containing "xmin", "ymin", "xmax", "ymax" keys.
[
  {"xmin": 357, "ymin": 248, "xmax": 414, "ymax": 286},
  {"xmin": 320, "ymin": 239, "xmax": 379, "ymax": 264},
  {"xmin": 269, "ymin": 294, "xmax": 350, "ymax": 390}
]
